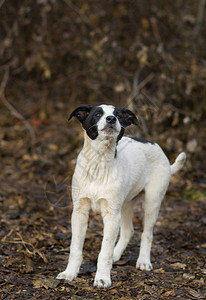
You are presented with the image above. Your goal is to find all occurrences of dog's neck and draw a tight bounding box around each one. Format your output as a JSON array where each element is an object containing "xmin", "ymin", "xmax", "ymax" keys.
[{"xmin": 82, "ymin": 131, "xmax": 117, "ymax": 163}]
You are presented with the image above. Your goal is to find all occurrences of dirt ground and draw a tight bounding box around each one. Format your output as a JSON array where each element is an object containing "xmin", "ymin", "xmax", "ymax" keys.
[
  {"xmin": 1, "ymin": 1, "xmax": 206, "ymax": 299},
  {"xmin": 0, "ymin": 104, "xmax": 205, "ymax": 299}
]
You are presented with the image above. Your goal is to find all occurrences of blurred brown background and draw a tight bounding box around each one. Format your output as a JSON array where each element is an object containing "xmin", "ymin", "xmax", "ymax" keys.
[
  {"xmin": 1, "ymin": 1, "xmax": 206, "ymax": 180},
  {"xmin": 0, "ymin": 1, "xmax": 206, "ymax": 298}
]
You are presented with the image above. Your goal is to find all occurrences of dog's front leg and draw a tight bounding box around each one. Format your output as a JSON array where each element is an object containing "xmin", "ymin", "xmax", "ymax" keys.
[
  {"xmin": 94, "ymin": 208, "xmax": 120, "ymax": 288},
  {"xmin": 57, "ymin": 200, "xmax": 90, "ymax": 281}
]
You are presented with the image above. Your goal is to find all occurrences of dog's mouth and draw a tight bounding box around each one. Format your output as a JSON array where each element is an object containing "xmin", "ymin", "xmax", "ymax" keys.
[{"xmin": 101, "ymin": 125, "xmax": 117, "ymax": 134}]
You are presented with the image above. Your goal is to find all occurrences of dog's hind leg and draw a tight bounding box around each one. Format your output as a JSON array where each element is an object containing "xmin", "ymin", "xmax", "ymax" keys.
[
  {"xmin": 136, "ymin": 170, "xmax": 170, "ymax": 271},
  {"xmin": 113, "ymin": 200, "xmax": 135, "ymax": 263}
]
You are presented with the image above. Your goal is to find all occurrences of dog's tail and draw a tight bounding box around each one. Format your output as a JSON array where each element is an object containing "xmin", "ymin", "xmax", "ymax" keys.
[{"xmin": 170, "ymin": 152, "xmax": 186, "ymax": 175}]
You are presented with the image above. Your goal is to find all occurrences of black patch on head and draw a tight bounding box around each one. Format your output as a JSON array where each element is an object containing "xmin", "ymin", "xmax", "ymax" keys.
[
  {"xmin": 68, "ymin": 105, "xmax": 93, "ymax": 123},
  {"xmin": 130, "ymin": 137, "xmax": 155, "ymax": 145},
  {"xmin": 68, "ymin": 105, "xmax": 104, "ymax": 140},
  {"xmin": 114, "ymin": 108, "xmax": 138, "ymax": 127},
  {"xmin": 82, "ymin": 107, "xmax": 104, "ymax": 140},
  {"xmin": 114, "ymin": 108, "xmax": 138, "ymax": 142}
]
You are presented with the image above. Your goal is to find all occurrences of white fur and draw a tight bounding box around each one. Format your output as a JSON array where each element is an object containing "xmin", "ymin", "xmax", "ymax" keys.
[{"xmin": 57, "ymin": 104, "xmax": 186, "ymax": 288}]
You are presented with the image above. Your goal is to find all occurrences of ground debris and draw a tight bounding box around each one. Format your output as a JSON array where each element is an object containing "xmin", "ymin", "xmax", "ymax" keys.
[{"xmin": 33, "ymin": 278, "xmax": 61, "ymax": 289}]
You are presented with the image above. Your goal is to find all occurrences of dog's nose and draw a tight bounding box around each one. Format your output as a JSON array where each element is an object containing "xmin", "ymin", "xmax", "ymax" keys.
[{"xmin": 106, "ymin": 115, "xmax": 116, "ymax": 124}]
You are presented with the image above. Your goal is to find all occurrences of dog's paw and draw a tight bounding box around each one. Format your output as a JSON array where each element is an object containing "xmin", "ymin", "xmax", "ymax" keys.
[
  {"xmin": 136, "ymin": 259, "xmax": 153, "ymax": 271},
  {"xmin": 94, "ymin": 275, "xmax": 111, "ymax": 288},
  {"xmin": 56, "ymin": 270, "xmax": 76, "ymax": 281}
]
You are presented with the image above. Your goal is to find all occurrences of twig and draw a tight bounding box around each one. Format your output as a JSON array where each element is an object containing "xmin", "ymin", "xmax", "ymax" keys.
[
  {"xmin": 150, "ymin": 17, "xmax": 173, "ymax": 72},
  {"xmin": 141, "ymin": 91, "xmax": 159, "ymax": 112},
  {"xmin": 1, "ymin": 227, "xmax": 15, "ymax": 242},
  {"xmin": 2, "ymin": 230, "xmax": 48, "ymax": 262},
  {"xmin": 63, "ymin": 0, "xmax": 91, "ymax": 26},
  {"xmin": 138, "ymin": 73, "xmax": 155, "ymax": 91},
  {"xmin": 0, "ymin": 67, "xmax": 36, "ymax": 144},
  {"xmin": 126, "ymin": 67, "xmax": 142, "ymax": 110},
  {"xmin": 127, "ymin": 68, "xmax": 155, "ymax": 110},
  {"xmin": 16, "ymin": 232, "xmax": 34, "ymax": 248},
  {"xmin": 127, "ymin": 68, "xmax": 155, "ymax": 137}
]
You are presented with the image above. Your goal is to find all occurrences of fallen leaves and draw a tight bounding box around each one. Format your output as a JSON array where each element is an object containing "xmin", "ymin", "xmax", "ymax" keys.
[
  {"xmin": 33, "ymin": 278, "xmax": 61, "ymax": 289},
  {"xmin": 161, "ymin": 289, "xmax": 176, "ymax": 297},
  {"xmin": 1, "ymin": 198, "xmax": 206, "ymax": 300},
  {"xmin": 1, "ymin": 225, "xmax": 48, "ymax": 263},
  {"xmin": 183, "ymin": 273, "xmax": 195, "ymax": 280},
  {"xmin": 186, "ymin": 287, "xmax": 205, "ymax": 299},
  {"xmin": 153, "ymin": 268, "xmax": 165, "ymax": 274},
  {"xmin": 171, "ymin": 262, "xmax": 187, "ymax": 270}
]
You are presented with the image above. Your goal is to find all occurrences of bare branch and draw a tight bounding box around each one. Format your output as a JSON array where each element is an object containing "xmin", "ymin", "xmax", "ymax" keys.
[
  {"xmin": 0, "ymin": 67, "xmax": 36, "ymax": 144},
  {"xmin": 126, "ymin": 68, "xmax": 156, "ymax": 137},
  {"xmin": 63, "ymin": 0, "xmax": 91, "ymax": 26}
]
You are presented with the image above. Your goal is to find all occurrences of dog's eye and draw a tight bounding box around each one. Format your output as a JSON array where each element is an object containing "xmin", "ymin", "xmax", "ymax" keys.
[{"xmin": 95, "ymin": 113, "xmax": 102, "ymax": 117}]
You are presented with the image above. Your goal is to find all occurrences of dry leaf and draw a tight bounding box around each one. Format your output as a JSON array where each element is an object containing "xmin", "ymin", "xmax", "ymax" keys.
[
  {"xmin": 186, "ymin": 287, "xmax": 204, "ymax": 299},
  {"xmin": 171, "ymin": 263, "xmax": 187, "ymax": 270},
  {"xmin": 162, "ymin": 289, "xmax": 176, "ymax": 297}
]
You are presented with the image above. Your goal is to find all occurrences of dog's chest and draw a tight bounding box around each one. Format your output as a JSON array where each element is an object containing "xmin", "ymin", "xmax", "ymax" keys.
[
  {"xmin": 72, "ymin": 176, "xmax": 119, "ymax": 214},
  {"xmin": 72, "ymin": 157, "xmax": 122, "ymax": 211},
  {"xmin": 73, "ymin": 159, "xmax": 119, "ymax": 191}
]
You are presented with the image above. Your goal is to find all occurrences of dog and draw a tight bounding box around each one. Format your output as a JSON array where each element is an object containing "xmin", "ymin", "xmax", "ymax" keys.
[{"xmin": 56, "ymin": 104, "xmax": 186, "ymax": 288}]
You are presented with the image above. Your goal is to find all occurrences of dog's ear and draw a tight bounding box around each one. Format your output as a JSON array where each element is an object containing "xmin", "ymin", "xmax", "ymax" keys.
[
  {"xmin": 118, "ymin": 108, "xmax": 138, "ymax": 127},
  {"xmin": 68, "ymin": 105, "xmax": 93, "ymax": 123}
]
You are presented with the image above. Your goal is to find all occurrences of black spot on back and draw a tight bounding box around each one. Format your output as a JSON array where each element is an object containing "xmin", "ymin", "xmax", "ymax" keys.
[{"xmin": 130, "ymin": 137, "xmax": 155, "ymax": 145}]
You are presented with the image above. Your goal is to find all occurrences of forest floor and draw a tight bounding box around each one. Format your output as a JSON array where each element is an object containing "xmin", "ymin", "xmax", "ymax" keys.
[{"xmin": 0, "ymin": 103, "xmax": 206, "ymax": 300}]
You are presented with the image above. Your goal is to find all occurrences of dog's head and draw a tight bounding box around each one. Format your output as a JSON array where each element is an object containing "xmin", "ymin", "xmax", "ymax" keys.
[{"xmin": 68, "ymin": 104, "xmax": 138, "ymax": 142}]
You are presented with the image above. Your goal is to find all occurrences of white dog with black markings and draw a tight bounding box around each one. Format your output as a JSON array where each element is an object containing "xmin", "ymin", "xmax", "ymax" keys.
[{"xmin": 57, "ymin": 104, "xmax": 186, "ymax": 288}]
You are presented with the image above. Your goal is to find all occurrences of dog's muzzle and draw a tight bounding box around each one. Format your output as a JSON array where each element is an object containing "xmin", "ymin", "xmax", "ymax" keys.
[
  {"xmin": 106, "ymin": 115, "xmax": 117, "ymax": 125},
  {"xmin": 101, "ymin": 115, "xmax": 118, "ymax": 133}
]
